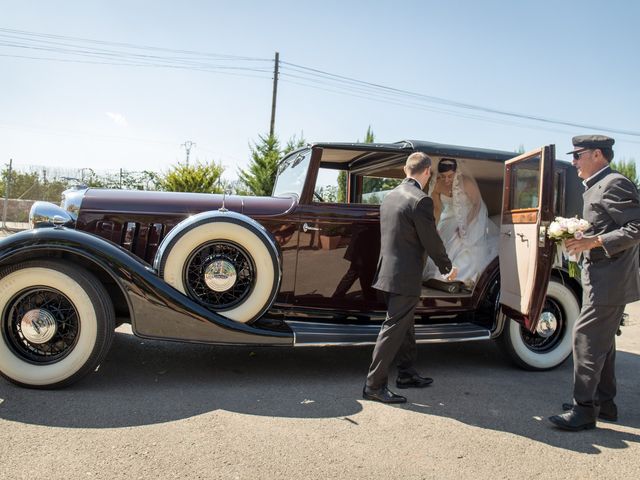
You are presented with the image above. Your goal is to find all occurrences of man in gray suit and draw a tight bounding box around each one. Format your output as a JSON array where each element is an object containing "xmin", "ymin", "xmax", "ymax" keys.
[
  {"xmin": 363, "ymin": 152, "xmax": 456, "ymax": 404},
  {"xmin": 549, "ymin": 135, "xmax": 640, "ymax": 430}
]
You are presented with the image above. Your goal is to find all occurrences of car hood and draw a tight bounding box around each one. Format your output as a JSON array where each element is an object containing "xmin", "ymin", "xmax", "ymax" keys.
[{"xmin": 78, "ymin": 189, "xmax": 297, "ymax": 218}]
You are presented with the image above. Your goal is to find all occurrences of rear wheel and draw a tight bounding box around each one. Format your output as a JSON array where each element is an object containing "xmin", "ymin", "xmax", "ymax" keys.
[
  {"xmin": 497, "ymin": 278, "xmax": 579, "ymax": 370},
  {"xmin": 0, "ymin": 260, "xmax": 115, "ymax": 388}
]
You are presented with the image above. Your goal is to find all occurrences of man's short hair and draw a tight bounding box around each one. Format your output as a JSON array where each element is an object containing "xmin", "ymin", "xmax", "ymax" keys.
[
  {"xmin": 405, "ymin": 152, "xmax": 432, "ymax": 175},
  {"xmin": 599, "ymin": 148, "xmax": 614, "ymax": 162}
]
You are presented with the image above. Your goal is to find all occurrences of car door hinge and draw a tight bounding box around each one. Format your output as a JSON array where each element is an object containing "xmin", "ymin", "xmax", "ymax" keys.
[{"xmin": 538, "ymin": 225, "xmax": 547, "ymax": 247}]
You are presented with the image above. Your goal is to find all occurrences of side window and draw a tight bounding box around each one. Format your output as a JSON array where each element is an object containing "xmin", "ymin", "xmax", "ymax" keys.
[
  {"xmin": 510, "ymin": 156, "xmax": 540, "ymax": 210},
  {"xmin": 359, "ymin": 176, "xmax": 402, "ymax": 205},
  {"xmin": 314, "ymin": 168, "xmax": 348, "ymax": 203}
]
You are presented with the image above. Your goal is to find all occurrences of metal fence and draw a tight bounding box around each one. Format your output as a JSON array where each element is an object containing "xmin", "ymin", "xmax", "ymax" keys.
[{"xmin": 1, "ymin": 161, "xmax": 159, "ymax": 228}]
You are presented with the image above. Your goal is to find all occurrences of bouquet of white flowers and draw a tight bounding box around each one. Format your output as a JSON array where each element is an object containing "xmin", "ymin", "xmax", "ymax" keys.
[{"xmin": 547, "ymin": 216, "xmax": 590, "ymax": 278}]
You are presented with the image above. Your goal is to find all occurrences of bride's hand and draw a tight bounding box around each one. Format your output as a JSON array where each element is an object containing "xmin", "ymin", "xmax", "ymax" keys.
[{"xmin": 446, "ymin": 266, "xmax": 458, "ymax": 281}]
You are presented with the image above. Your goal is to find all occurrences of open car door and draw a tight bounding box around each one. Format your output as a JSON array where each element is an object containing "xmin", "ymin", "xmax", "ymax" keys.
[{"xmin": 499, "ymin": 145, "xmax": 556, "ymax": 332}]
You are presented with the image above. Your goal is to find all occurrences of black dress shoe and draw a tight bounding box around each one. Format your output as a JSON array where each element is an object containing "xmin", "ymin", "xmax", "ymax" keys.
[
  {"xmin": 362, "ymin": 386, "xmax": 407, "ymax": 404},
  {"xmin": 549, "ymin": 409, "xmax": 596, "ymax": 431},
  {"xmin": 562, "ymin": 402, "xmax": 618, "ymax": 422},
  {"xmin": 395, "ymin": 373, "xmax": 433, "ymax": 389}
]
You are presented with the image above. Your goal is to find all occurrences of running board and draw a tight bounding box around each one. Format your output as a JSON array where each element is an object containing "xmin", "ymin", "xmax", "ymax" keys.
[{"xmin": 286, "ymin": 321, "xmax": 491, "ymax": 346}]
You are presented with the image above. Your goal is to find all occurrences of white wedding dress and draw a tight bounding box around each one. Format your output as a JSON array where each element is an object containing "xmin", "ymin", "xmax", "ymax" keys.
[{"xmin": 423, "ymin": 188, "xmax": 499, "ymax": 287}]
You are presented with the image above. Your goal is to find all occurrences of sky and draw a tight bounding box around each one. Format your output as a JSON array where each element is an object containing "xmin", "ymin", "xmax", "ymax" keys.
[{"xmin": 1, "ymin": 0, "xmax": 639, "ymax": 183}]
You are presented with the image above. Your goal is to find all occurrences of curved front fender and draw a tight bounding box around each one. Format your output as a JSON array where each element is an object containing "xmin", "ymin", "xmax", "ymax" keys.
[{"xmin": 0, "ymin": 228, "xmax": 292, "ymax": 346}]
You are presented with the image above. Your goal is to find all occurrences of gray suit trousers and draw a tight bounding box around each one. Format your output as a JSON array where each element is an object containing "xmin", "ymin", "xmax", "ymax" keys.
[
  {"xmin": 573, "ymin": 303, "xmax": 624, "ymax": 414},
  {"xmin": 366, "ymin": 293, "xmax": 418, "ymax": 389}
]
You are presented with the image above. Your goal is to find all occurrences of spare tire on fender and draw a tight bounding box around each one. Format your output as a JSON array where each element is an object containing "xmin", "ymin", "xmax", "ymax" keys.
[{"xmin": 154, "ymin": 211, "xmax": 281, "ymax": 324}]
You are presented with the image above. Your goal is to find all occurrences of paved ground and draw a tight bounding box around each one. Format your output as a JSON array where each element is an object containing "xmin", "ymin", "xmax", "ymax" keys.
[
  {"xmin": 1, "ymin": 227, "xmax": 639, "ymax": 478},
  {"xmin": 1, "ymin": 302, "xmax": 639, "ymax": 479}
]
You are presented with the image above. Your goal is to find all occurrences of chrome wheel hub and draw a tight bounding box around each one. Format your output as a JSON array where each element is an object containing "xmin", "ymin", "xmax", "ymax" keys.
[
  {"xmin": 204, "ymin": 259, "xmax": 238, "ymax": 292},
  {"xmin": 185, "ymin": 241, "xmax": 255, "ymax": 310},
  {"xmin": 536, "ymin": 311, "xmax": 558, "ymax": 338},
  {"xmin": 20, "ymin": 308, "xmax": 58, "ymax": 344}
]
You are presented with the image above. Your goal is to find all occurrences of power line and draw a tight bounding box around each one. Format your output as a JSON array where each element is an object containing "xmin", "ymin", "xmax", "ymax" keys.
[
  {"xmin": 280, "ymin": 61, "xmax": 640, "ymax": 137},
  {"xmin": 1, "ymin": 27, "xmax": 637, "ymax": 138},
  {"xmin": 0, "ymin": 28, "xmax": 270, "ymax": 62}
]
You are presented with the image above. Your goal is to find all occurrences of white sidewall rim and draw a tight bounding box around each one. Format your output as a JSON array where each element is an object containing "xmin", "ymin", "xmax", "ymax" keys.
[
  {"xmin": 162, "ymin": 222, "xmax": 276, "ymax": 323},
  {"xmin": 508, "ymin": 280, "xmax": 579, "ymax": 369},
  {"xmin": 0, "ymin": 268, "xmax": 98, "ymax": 386}
]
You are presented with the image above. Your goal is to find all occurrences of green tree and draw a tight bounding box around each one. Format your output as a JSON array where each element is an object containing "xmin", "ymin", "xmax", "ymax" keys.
[
  {"xmin": 0, "ymin": 168, "xmax": 72, "ymax": 205},
  {"xmin": 361, "ymin": 125, "xmax": 375, "ymax": 143},
  {"xmin": 611, "ymin": 157, "xmax": 639, "ymax": 188},
  {"xmin": 158, "ymin": 161, "xmax": 226, "ymax": 193},
  {"xmin": 238, "ymin": 133, "xmax": 306, "ymax": 196},
  {"xmin": 0, "ymin": 169, "xmax": 39, "ymax": 198}
]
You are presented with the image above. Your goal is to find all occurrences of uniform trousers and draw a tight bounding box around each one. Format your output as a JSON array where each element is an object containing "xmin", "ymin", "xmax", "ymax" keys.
[
  {"xmin": 573, "ymin": 303, "xmax": 625, "ymax": 416},
  {"xmin": 366, "ymin": 292, "xmax": 418, "ymax": 389}
]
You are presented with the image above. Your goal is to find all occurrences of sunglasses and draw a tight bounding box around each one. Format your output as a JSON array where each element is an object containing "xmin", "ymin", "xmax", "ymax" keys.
[{"xmin": 572, "ymin": 150, "xmax": 591, "ymax": 160}]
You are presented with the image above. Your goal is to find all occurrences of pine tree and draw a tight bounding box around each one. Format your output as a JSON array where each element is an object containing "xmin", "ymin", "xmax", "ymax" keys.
[
  {"xmin": 363, "ymin": 125, "xmax": 375, "ymax": 143},
  {"xmin": 238, "ymin": 133, "xmax": 306, "ymax": 196}
]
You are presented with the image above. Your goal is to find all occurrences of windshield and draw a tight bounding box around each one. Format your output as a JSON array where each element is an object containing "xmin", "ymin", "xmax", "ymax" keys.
[{"xmin": 272, "ymin": 148, "xmax": 312, "ymax": 198}]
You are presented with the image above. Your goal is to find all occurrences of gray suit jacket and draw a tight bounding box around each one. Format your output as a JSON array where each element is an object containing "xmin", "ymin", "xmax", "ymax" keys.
[
  {"xmin": 582, "ymin": 167, "xmax": 640, "ymax": 305},
  {"xmin": 372, "ymin": 178, "xmax": 452, "ymax": 296}
]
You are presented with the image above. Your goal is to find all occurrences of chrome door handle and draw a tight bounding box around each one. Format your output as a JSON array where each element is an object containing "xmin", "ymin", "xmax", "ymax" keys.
[
  {"xmin": 303, "ymin": 223, "xmax": 321, "ymax": 233},
  {"xmin": 502, "ymin": 231, "xmax": 512, "ymax": 237}
]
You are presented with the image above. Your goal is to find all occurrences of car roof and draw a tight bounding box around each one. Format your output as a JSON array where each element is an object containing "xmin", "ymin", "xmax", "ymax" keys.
[{"xmin": 311, "ymin": 139, "xmax": 517, "ymax": 162}]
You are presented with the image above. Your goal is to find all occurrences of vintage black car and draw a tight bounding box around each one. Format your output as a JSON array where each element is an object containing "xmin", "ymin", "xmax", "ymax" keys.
[{"xmin": 0, "ymin": 140, "xmax": 583, "ymax": 388}]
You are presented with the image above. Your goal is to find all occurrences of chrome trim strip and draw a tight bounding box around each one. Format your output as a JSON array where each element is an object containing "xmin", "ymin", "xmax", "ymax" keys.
[
  {"xmin": 294, "ymin": 335, "xmax": 492, "ymax": 347},
  {"xmin": 288, "ymin": 320, "xmax": 492, "ymax": 346}
]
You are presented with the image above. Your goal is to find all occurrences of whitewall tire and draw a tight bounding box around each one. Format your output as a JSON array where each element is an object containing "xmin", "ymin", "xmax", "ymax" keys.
[
  {"xmin": 498, "ymin": 278, "xmax": 579, "ymax": 370},
  {"xmin": 0, "ymin": 260, "xmax": 114, "ymax": 388},
  {"xmin": 159, "ymin": 219, "xmax": 279, "ymax": 324}
]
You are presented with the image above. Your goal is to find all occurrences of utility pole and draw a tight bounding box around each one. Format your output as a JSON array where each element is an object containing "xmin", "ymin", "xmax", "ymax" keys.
[
  {"xmin": 269, "ymin": 51, "xmax": 279, "ymax": 138},
  {"xmin": 2, "ymin": 158, "xmax": 12, "ymax": 229},
  {"xmin": 181, "ymin": 140, "xmax": 196, "ymax": 167}
]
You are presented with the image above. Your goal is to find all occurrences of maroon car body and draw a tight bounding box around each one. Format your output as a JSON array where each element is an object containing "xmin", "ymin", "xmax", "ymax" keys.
[{"xmin": 0, "ymin": 139, "xmax": 584, "ymax": 388}]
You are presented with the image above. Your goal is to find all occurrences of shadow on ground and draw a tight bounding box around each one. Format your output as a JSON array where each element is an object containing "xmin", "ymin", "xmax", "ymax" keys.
[{"xmin": 1, "ymin": 329, "xmax": 639, "ymax": 454}]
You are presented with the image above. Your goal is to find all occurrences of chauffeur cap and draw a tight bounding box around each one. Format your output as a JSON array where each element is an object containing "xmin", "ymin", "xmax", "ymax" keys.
[{"xmin": 566, "ymin": 134, "xmax": 615, "ymax": 154}]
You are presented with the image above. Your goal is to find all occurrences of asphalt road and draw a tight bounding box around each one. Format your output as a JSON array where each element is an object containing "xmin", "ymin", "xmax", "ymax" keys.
[{"xmin": 1, "ymin": 304, "xmax": 639, "ymax": 479}]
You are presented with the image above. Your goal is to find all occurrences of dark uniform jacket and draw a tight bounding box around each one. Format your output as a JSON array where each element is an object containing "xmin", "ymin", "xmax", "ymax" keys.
[
  {"xmin": 372, "ymin": 178, "xmax": 451, "ymax": 297},
  {"xmin": 582, "ymin": 167, "xmax": 640, "ymax": 305}
]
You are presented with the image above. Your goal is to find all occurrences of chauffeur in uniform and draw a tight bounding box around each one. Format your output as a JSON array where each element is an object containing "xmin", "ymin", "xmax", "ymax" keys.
[
  {"xmin": 549, "ymin": 135, "xmax": 640, "ymax": 430},
  {"xmin": 363, "ymin": 151, "xmax": 456, "ymax": 404}
]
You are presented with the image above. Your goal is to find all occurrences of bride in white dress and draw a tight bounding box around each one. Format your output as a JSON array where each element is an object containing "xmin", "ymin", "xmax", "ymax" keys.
[{"xmin": 423, "ymin": 158, "xmax": 498, "ymax": 288}]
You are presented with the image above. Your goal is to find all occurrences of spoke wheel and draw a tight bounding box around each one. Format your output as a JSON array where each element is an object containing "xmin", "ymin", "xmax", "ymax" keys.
[
  {"xmin": 4, "ymin": 288, "xmax": 80, "ymax": 363},
  {"xmin": 184, "ymin": 241, "xmax": 255, "ymax": 310},
  {"xmin": 519, "ymin": 297, "xmax": 565, "ymax": 353},
  {"xmin": 0, "ymin": 260, "xmax": 115, "ymax": 389}
]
